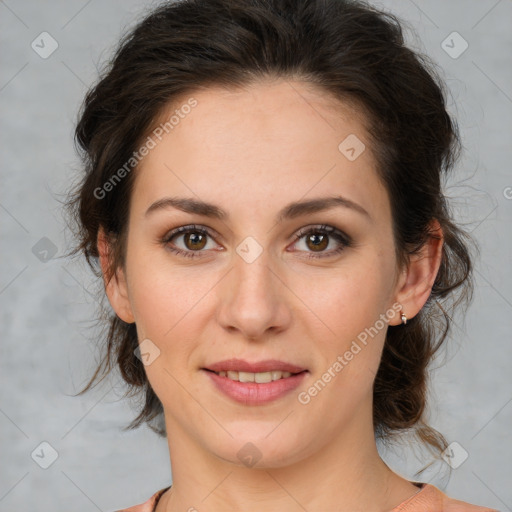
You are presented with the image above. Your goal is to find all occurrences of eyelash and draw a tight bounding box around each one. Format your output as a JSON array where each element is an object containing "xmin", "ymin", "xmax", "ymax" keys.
[{"xmin": 161, "ymin": 224, "xmax": 352, "ymax": 260}]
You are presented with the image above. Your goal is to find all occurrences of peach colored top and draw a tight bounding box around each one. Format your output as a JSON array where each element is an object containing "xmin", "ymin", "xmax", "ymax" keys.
[{"xmin": 116, "ymin": 483, "xmax": 498, "ymax": 511}]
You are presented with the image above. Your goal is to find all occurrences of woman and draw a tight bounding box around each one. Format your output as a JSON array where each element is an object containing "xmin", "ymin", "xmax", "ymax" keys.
[{"xmin": 66, "ymin": 0, "xmax": 497, "ymax": 510}]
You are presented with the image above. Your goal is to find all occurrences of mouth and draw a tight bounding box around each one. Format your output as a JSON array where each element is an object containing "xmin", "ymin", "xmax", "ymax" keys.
[
  {"xmin": 203, "ymin": 358, "xmax": 307, "ymax": 374},
  {"xmin": 201, "ymin": 359, "xmax": 308, "ymax": 405},
  {"xmin": 204, "ymin": 369, "xmax": 304, "ymax": 383}
]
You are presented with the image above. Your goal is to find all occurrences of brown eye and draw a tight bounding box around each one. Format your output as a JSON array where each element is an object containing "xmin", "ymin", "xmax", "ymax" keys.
[
  {"xmin": 305, "ymin": 232, "xmax": 329, "ymax": 252},
  {"xmin": 162, "ymin": 225, "xmax": 219, "ymax": 259},
  {"xmin": 184, "ymin": 232, "xmax": 207, "ymax": 250},
  {"xmin": 291, "ymin": 225, "xmax": 352, "ymax": 259}
]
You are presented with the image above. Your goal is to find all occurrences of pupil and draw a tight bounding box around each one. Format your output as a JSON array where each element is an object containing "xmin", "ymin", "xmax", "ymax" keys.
[
  {"xmin": 187, "ymin": 232, "xmax": 205, "ymax": 249},
  {"xmin": 308, "ymin": 233, "xmax": 327, "ymax": 251}
]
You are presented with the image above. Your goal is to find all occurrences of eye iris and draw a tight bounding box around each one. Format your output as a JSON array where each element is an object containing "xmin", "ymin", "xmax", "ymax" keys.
[
  {"xmin": 307, "ymin": 233, "xmax": 328, "ymax": 251},
  {"xmin": 185, "ymin": 232, "xmax": 207, "ymax": 250}
]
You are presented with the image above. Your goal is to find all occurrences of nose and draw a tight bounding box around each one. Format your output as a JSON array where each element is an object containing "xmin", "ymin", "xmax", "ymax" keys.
[{"xmin": 216, "ymin": 249, "xmax": 292, "ymax": 341}]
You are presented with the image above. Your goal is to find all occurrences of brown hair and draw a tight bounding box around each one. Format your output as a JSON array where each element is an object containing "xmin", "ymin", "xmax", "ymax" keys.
[{"xmin": 66, "ymin": 0, "xmax": 473, "ymax": 458}]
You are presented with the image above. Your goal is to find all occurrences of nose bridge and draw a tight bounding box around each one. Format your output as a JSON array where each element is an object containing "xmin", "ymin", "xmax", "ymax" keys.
[
  {"xmin": 217, "ymin": 246, "xmax": 290, "ymax": 339},
  {"xmin": 234, "ymin": 251, "xmax": 274, "ymax": 301}
]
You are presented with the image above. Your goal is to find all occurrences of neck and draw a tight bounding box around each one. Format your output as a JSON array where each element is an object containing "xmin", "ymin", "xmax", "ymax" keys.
[{"xmin": 157, "ymin": 405, "xmax": 419, "ymax": 512}]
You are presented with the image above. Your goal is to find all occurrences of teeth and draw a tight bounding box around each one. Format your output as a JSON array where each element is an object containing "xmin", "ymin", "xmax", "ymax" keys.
[
  {"xmin": 238, "ymin": 371, "xmax": 254, "ymax": 383},
  {"xmin": 215, "ymin": 370, "xmax": 293, "ymax": 382}
]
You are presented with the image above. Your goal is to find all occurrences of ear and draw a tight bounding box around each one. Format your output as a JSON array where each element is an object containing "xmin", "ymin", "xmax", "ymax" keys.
[
  {"xmin": 97, "ymin": 227, "xmax": 135, "ymax": 324},
  {"xmin": 389, "ymin": 219, "xmax": 444, "ymax": 326}
]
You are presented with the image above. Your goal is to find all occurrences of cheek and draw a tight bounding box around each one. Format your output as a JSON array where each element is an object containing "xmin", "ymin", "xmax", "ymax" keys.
[
  {"xmin": 124, "ymin": 249, "xmax": 213, "ymax": 403},
  {"xmin": 302, "ymin": 253, "xmax": 393, "ymax": 332},
  {"xmin": 125, "ymin": 244, "xmax": 215, "ymax": 338},
  {"xmin": 301, "ymin": 252, "xmax": 394, "ymax": 383}
]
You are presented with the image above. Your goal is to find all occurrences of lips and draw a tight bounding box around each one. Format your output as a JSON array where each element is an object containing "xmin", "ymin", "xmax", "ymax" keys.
[
  {"xmin": 202, "ymin": 358, "xmax": 308, "ymax": 405},
  {"xmin": 212, "ymin": 370, "xmax": 294, "ymax": 383},
  {"xmin": 204, "ymin": 358, "xmax": 306, "ymax": 374}
]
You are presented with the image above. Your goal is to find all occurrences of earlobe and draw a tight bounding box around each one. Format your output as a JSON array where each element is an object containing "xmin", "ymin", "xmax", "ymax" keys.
[
  {"xmin": 392, "ymin": 220, "xmax": 444, "ymax": 325},
  {"xmin": 97, "ymin": 227, "xmax": 135, "ymax": 324}
]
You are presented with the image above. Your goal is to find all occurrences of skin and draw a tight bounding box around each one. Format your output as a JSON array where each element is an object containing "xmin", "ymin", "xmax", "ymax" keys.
[{"xmin": 99, "ymin": 79, "xmax": 443, "ymax": 512}]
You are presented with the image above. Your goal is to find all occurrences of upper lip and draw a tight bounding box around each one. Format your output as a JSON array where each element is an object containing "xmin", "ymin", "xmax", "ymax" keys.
[{"xmin": 204, "ymin": 359, "xmax": 307, "ymax": 374}]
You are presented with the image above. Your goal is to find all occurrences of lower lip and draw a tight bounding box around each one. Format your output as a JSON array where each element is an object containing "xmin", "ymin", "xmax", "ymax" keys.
[{"xmin": 203, "ymin": 370, "xmax": 308, "ymax": 405}]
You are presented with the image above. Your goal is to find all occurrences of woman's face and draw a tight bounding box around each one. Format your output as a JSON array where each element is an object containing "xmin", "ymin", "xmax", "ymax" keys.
[{"xmin": 109, "ymin": 79, "xmax": 407, "ymax": 467}]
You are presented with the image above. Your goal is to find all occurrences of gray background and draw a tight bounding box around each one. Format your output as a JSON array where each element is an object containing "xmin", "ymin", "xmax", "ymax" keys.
[{"xmin": 1, "ymin": 0, "xmax": 511, "ymax": 510}]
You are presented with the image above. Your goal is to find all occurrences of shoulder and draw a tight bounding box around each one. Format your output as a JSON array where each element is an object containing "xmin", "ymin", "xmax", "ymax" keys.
[
  {"xmin": 115, "ymin": 487, "xmax": 169, "ymax": 512},
  {"xmin": 391, "ymin": 483, "xmax": 498, "ymax": 512},
  {"xmin": 115, "ymin": 484, "xmax": 497, "ymax": 512}
]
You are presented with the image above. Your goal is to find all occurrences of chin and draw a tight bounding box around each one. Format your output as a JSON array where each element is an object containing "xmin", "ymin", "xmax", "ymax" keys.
[{"xmin": 207, "ymin": 425, "xmax": 315, "ymax": 469}]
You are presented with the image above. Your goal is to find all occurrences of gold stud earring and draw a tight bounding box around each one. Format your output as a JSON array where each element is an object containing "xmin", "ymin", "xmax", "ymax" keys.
[{"xmin": 400, "ymin": 309, "xmax": 407, "ymax": 325}]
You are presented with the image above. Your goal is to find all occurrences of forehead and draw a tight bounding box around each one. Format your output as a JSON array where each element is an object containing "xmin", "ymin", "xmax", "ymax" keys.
[{"xmin": 132, "ymin": 79, "xmax": 390, "ymax": 226}]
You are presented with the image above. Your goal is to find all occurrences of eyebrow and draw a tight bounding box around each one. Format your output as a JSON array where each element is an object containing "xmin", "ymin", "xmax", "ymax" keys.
[{"xmin": 145, "ymin": 195, "xmax": 371, "ymax": 222}]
